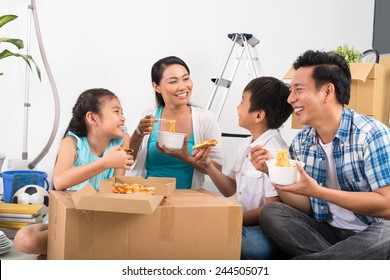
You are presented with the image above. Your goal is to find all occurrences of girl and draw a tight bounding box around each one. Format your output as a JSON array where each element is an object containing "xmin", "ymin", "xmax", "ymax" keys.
[{"xmin": 14, "ymin": 88, "xmax": 133, "ymax": 256}]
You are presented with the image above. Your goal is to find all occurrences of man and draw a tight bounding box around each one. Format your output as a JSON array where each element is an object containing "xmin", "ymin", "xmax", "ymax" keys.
[{"xmin": 251, "ymin": 50, "xmax": 390, "ymax": 259}]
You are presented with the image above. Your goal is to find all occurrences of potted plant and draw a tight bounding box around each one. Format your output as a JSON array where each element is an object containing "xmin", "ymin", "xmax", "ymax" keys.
[
  {"xmin": 0, "ymin": 14, "xmax": 41, "ymax": 80},
  {"xmin": 331, "ymin": 44, "xmax": 362, "ymax": 63},
  {"xmin": 1, "ymin": 14, "xmax": 42, "ymax": 171}
]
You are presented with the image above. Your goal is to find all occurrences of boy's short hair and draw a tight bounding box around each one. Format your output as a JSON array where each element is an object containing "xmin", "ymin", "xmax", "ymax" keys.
[{"xmin": 244, "ymin": 76, "xmax": 293, "ymax": 129}]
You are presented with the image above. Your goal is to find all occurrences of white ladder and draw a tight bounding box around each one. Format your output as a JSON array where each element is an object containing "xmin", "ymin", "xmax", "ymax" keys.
[{"xmin": 206, "ymin": 33, "xmax": 263, "ymax": 120}]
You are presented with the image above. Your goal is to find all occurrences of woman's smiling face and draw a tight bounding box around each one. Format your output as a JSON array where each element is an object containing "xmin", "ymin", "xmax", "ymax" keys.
[{"xmin": 154, "ymin": 64, "xmax": 193, "ymax": 106}]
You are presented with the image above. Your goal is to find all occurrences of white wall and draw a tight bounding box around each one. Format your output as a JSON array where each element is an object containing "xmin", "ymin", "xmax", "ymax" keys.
[{"xmin": 0, "ymin": 0, "xmax": 375, "ymax": 190}]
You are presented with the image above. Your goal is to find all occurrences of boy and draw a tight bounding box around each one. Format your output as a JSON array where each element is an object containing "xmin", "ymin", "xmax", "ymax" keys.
[{"xmin": 192, "ymin": 77, "xmax": 292, "ymax": 259}]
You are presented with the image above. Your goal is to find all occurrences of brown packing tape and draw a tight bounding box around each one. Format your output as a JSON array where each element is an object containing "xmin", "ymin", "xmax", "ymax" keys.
[
  {"xmin": 126, "ymin": 215, "xmax": 135, "ymax": 257},
  {"xmin": 159, "ymin": 207, "xmax": 174, "ymax": 242},
  {"xmin": 48, "ymin": 192, "xmax": 58, "ymax": 241},
  {"xmin": 228, "ymin": 206, "xmax": 243, "ymax": 244},
  {"xmin": 78, "ymin": 211, "xmax": 94, "ymax": 252}
]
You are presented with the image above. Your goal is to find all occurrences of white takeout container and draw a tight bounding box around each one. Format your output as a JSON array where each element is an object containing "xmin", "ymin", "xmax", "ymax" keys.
[
  {"xmin": 157, "ymin": 131, "xmax": 186, "ymax": 151},
  {"xmin": 266, "ymin": 159, "xmax": 305, "ymax": 185}
]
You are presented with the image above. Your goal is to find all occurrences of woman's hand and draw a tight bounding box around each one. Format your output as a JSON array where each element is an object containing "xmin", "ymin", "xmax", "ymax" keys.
[
  {"xmin": 138, "ymin": 114, "xmax": 157, "ymax": 136},
  {"xmin": 156, "ymin": 135, "xmax": 190, "ymax": 161},
  {"xmin": 250, "ymin": 145, "xmax": 272, "ymax": 174}
]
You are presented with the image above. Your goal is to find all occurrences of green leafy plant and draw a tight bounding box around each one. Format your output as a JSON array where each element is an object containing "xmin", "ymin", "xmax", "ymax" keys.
[
  {"xmin": 331, "ymin": 44, "xmax": 362, "ymax": 63},
  {"xmin": 0, "ymin": 14, "xmax": 41, "ymax": 80}
]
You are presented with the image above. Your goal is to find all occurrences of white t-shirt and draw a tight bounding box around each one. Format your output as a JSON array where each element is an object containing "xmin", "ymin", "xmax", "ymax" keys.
[
  {"xmin": 228, "ymin": 129, "xmax": 287, "ymax": 212},
  {"xmin": 319, "ymin": 139, "xmax": 368, "ymax": 232}
]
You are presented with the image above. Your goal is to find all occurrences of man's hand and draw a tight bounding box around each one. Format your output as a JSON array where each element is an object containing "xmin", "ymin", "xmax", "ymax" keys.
[{"xmin": 273, "ymin": 162, "xmax": 320, "ymax": 197}]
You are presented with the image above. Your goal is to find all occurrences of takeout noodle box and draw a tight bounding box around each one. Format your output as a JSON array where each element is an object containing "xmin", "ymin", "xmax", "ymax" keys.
[
  {"xmin": 157, "ymin": 131, "xmax": 186, "ymax": 151},
  {"xmin": 47, "ymin": 189, "xmax": 243, "ymax": 260},
  {"xmin": 71, "ymin": 176, "xmax": 175, "ymax": 215},
  {"xmin": 266, "ymin": 159, "xmax": 305, "ymax": 185}
]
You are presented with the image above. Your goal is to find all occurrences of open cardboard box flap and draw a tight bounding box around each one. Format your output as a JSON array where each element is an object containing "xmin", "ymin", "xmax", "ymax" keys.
[{"xmin": 71, "ymin": 176, "xmax": 175, "ymax": 214}]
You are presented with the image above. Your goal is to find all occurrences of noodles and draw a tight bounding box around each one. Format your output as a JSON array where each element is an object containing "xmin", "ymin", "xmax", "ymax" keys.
[
  {"xmin": 165, "ymin": 119, "xmax": 176, "ymax": 133},
  {"xmin": 275, "ymin": 149, "xmax": 292, "ymax": 167}
]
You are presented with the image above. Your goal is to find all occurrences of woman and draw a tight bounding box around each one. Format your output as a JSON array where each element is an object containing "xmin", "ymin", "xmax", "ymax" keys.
[{"xmin": 129, "ymin": 56, "xmax": 223, "ymax": 189}]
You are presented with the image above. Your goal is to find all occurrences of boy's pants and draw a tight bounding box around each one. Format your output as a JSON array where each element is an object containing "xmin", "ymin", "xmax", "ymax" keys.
[{"xmin": 241, "ymin": 225, "xmax": 287, "ymax": 260}]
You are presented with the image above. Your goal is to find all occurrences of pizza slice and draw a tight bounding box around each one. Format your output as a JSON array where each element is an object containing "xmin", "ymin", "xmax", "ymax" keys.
[{"xmin": 193, "ymin": 139, "xmax": 218, "ymax": 150}]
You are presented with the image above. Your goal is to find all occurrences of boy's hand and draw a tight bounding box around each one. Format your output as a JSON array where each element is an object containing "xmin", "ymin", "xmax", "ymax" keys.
[{"xmin": 250, "ymin": 145, "xmax": 272, "ymax": 174}]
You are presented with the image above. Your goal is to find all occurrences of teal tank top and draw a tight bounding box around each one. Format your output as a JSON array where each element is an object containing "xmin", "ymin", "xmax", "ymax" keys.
[
  {"xmin": 145, "ymin": 107, "xmax": 194, "ymax": 189},
  {"xmin": 66, "ymin": 131, "xmax": 123, "ymax": 190}
]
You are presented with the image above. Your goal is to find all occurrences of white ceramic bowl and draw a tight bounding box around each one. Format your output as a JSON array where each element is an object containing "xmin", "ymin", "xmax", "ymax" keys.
[
  {"xmin": 157, "ymin": 131, "xmax": 186, "ymax": 151},
  {"xmin": 266, "ymin": 159, "xmax": 305, "ymax": 185}
]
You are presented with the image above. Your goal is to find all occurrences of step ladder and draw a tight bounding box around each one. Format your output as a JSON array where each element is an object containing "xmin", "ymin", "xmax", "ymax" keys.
[{"xmin": 206, "ymin": 33, "xmax": 263, "ymax": 121}]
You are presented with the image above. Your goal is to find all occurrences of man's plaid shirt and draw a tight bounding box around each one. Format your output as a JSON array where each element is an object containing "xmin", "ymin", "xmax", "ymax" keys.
[{"xmin": 290, "ymin": 107, "xmax": 390, "ymax": 225}]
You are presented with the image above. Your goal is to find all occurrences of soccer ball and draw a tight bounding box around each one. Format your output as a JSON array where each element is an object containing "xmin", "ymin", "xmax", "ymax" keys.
[{"xmin": 11, "ymin": 185, "xmax": 49, "ymax": 207}]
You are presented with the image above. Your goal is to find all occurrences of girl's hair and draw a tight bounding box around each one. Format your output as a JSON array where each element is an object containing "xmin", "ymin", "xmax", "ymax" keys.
[
  {"xmin": 63, "ymin": 88, "xmax": 117, "ymax": 138},
  {"xmin": 151, "ymin": 56, "xmax": 190, "ymax": 107}
]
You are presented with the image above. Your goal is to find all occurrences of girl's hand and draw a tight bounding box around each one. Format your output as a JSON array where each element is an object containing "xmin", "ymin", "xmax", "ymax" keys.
[
  {"xmin": 250, "ymin": 145, "xmax": 272, "ymax": 174},
  {"xmin": 104, "ymin": 146, "xmax": 134, "ymax": 170},
  {"xmin": 138, "ymin": 114, "xmax": 157, "ymax": 136}
]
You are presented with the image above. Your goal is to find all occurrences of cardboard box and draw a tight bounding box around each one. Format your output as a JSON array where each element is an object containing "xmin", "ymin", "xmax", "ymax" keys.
[
  {"xmin": 47, "ymin": 189, "xmax": 243, "ymax": 260},
  {"xmin": 72, "ymin": 184, "xmax": 165, "ymax": 215},
  {"xmin": 285, "ymin": 62, "xmax": 390, "ymax": 129},
  {"xmin": 379, "ymin": 56, "xmax": 390, "ymax": 126},
  {"xmin": 348, "ymin": 63, "xmax": 385, "ymax": 121}
]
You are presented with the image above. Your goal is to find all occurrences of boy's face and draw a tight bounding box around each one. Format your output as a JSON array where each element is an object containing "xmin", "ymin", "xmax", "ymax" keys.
[{"xmin": 237, "ymin": 91, "xmax": 258, "ymax": 130}]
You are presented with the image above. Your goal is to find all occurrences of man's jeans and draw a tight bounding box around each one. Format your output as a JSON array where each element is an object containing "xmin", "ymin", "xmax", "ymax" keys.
[{"xmin": 259, "ymin": 202, "xmax": 390, "ymax": 259}]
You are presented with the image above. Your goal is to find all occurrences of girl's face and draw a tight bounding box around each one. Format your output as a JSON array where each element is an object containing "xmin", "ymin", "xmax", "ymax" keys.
[
  {"xmin": 95, "ymin": 97, "xmax": 126, "ymax": 139},
  {"xmin": 154, "ymin": 64, "xmax": 193, "ymax": 107}
]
